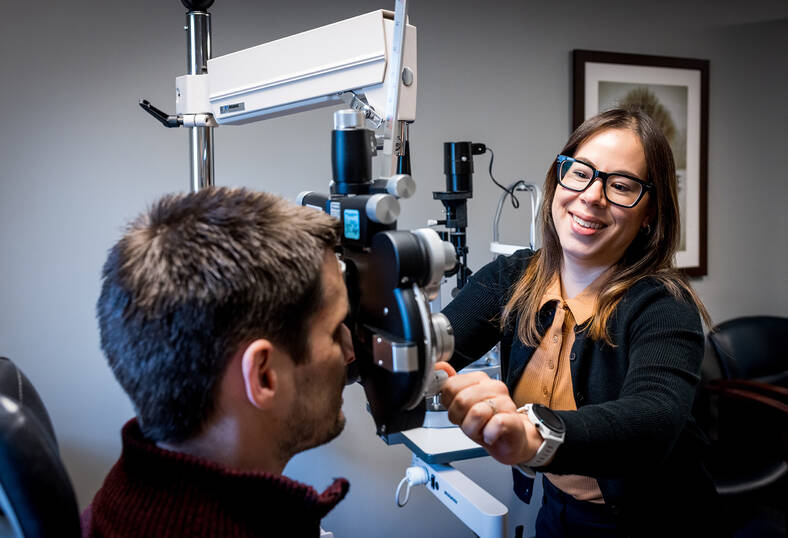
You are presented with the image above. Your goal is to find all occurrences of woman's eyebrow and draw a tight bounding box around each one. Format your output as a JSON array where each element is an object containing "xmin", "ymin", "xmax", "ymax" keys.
[
  {"xmin": 574, "ymin": 155, "xmax": 598, "ymax": 169},
  {"xmin": 575, "ymin": 155, "xmax": 640, "ymax": 177}
]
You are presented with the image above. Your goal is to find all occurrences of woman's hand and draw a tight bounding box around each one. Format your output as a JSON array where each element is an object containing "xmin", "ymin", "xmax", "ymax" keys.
[{"xmin": 440, "ymin": 371, "xmax": 544, "ymax": 466}]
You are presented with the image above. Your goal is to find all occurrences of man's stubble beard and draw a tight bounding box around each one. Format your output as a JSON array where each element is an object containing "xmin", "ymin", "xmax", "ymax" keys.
[{"xmin": 276, "ymin": 369, "xmax": 347, "ymax": 461}]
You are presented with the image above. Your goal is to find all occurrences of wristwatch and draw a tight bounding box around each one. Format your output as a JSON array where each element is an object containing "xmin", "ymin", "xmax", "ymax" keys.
[{"xmin": 514, "ymin": 403, "xmax": 566, "ymax": 478}]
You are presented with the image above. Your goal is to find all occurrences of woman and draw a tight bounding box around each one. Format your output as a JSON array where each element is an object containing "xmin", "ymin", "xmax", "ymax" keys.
[{"xmin": 440, "ymin": 108, "xmax": 720, "ymax": 537}]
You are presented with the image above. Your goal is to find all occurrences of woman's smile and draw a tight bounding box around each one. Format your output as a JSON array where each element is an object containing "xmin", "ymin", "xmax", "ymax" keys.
[{"xmin": 570, "ymin": 212, "xmax": 606, "ymax": 233}]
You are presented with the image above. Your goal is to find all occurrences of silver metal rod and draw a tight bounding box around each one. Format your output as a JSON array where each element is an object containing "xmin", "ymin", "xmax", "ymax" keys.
[
  {"xmin": 190, "ymin": 127, "xmax": 214, "ymax": 191},
  {"xmin": 186, "ymin": 11, "xmax": 214, "ymax": 191},
  {"xmin": 398, "ymin": 121, "xmax": 409, "ymax": 156}
]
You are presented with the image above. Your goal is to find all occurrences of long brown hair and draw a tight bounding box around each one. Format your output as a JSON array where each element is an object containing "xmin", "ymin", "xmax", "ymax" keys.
[{"xmin": 503, "ymin": 108, "xmax": 710, "ymax": 346}]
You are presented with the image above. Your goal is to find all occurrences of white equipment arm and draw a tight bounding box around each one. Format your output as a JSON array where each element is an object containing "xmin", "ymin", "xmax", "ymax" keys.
[
  {"xmin": 175, "ymin": 10, "xmax": 416, "ymax": 129},
  {"xmin": 142, "ymin": 3, "xmax": 415, "ymax": 189}
]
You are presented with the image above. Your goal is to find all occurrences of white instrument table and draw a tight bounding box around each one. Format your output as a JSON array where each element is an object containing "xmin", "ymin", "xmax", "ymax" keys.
[{"xmin": 386, "ymin": 425, "xmax": 488, "ymax": 464}]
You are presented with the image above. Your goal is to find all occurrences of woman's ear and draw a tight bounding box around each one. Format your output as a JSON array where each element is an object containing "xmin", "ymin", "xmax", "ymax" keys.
[
  {"xmin": 241, "ymin": 339, "xmax": 277, "ymax": 410},
  {"xmin": 642, "ymin": 202, "xmax": 656, "ymax": 230}
]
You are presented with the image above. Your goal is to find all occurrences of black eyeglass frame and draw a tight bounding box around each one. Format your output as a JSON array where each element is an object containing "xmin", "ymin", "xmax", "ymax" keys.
[{"xmin": 555, "ymin": 155, "xmax": 654, "ymax": 208}]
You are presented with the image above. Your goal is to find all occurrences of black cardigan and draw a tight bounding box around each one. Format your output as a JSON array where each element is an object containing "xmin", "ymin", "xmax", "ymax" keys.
[{"xmin": 443, "ymin": 249, "xmax": 721, "ymax": 536}]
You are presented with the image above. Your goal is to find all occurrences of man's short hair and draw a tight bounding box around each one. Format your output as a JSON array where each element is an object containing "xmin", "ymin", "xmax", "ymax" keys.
[{"xmin": 96, "ymin": 187, "xmax": 341, "ymax": 443}]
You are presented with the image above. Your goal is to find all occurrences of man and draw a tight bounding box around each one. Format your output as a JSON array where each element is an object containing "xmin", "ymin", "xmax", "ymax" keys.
[{"xmin": 83, "ymin": 187, "xmax": 355, "ymax": 537}]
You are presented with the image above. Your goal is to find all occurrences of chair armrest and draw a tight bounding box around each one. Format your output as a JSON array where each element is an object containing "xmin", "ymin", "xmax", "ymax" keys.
[
  {"xmin": 710, "ymin": 386, "xmax": 788, "ymax": 416},
  {"xmin": 707, "ymin": 379, "xmax": 788, "ymax": 401}
]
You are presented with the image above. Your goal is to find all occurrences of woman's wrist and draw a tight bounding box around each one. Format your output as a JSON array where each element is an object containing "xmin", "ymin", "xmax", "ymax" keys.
[{"xmin": 519, "ymin": 413, "xmax": 546, "ymax": 463}]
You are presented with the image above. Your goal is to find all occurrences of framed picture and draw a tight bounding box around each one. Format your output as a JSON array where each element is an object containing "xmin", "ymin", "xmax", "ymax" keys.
[{"xmin": 573, "ymin": 50, "xmax": 709, "ymax": 277}]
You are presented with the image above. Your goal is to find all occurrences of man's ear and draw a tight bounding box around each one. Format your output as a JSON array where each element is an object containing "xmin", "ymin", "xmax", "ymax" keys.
[{"xmin": 241, "ymin": 339, "xmax": 277, "ymax": 410}]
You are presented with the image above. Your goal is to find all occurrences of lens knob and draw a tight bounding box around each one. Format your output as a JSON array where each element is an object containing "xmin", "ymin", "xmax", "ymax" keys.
[
  {"xmin": 386, "ymin": 174, "xmax": 416, "ymax": 199},
  {"xmin": 411, "ymin": 228, "xmax": 457, "ymax": 300},
  {"xmin": 430, "ymin": 312, "xmax": 454, "ymax": 364},
  {"xmin": 365, "ymin": 194, "xmax": 400, "ymax": 224}
]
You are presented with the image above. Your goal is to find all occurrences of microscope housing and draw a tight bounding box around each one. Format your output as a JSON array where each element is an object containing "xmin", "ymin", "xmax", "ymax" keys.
[{"xmin": 299, "ymin": 110, "xmax": 455, "ymax": 435}]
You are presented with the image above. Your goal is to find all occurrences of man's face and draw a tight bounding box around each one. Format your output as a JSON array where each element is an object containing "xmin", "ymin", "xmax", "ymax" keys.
[{"xmin": 279, "ymin": 250, "xmax": 353, "ymax": 456}]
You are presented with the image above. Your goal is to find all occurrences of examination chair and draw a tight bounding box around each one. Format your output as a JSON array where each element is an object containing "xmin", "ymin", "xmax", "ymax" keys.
[
  {"xmin": 695, "ymin": 316, "xmax": 788, "ymax": 535},
  {"xmin": 0, "ymin": 357, "xmax": 81, "ymax": 538}
]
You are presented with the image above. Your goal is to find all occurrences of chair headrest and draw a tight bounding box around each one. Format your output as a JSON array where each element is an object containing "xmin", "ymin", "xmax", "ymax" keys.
[
  {"xmin": 0, "ymin": 396, "xmax": 81, "ymax": 538},
  {"xmin": 0, "ymin": 357, "xmax": 57, "ymax": 446}
]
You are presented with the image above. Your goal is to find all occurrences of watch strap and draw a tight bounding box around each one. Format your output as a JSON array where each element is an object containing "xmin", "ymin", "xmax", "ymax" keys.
[{"xmin": 515, "ymin": 404, "xmax": 564, "ymax": 470}]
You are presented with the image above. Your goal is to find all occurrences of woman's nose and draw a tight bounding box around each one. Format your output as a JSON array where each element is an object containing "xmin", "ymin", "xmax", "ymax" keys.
[{"xmin": 579, "ymin": 177, "xmax": 606, "ymax": 207}]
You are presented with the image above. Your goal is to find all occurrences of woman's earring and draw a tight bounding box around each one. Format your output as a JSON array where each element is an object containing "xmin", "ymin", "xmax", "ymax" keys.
[{"xmin": 642, "ymin": 224, "xmax": 652, "ymax": 235}]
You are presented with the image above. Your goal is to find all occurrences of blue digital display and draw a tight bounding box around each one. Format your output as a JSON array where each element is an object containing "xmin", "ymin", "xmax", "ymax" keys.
[{"xmin": 343, "ymin": 209, "xmax": 361, "ymax": 240}]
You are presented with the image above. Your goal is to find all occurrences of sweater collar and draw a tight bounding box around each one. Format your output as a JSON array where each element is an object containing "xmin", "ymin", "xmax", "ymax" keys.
[
  {"xmin": 539, "ymin": 272, "xmax": 606, "ymax": 326},
  {"xmin": 121, "ymin": 418, "xmax": 349, "ymax": 518}
]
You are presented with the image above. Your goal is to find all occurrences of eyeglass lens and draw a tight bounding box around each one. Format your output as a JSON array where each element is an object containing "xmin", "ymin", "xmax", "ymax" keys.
[{"xmin": 558, "ymin": 160, "xmax": 642, "ymax": 206}]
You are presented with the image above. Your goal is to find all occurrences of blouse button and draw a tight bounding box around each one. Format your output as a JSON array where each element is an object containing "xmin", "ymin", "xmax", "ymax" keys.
[
  {"xmin": 548, "ymin": 360, "xmax": 555, "ymax": 370},
  {"xmin": 552, "ymin": 335, "xmax": 559, "ymax": 343},
  {"xmin": 542, "ymin": 386, "xmax": 549, "ymax": 396}
]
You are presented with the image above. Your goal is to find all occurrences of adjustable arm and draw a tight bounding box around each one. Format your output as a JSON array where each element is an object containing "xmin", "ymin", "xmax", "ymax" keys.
[{"xmin": 141, "ymin": 4, "xmax": 417, "ymax": 189}]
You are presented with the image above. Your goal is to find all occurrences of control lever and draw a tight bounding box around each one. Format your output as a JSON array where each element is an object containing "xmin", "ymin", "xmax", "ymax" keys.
[{"xmin": 139, "ymin": 99, "xmax": 181, "ymax": 128}]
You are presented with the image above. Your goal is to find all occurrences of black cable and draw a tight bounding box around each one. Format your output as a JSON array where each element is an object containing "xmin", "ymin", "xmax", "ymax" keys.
[
  {"xmin": 451, "ymin": 347, "xmax": 482, "ymax": 364},
  {"xmin": 485, "ymin": 146, "xmax": 520, "ymax": 209}
]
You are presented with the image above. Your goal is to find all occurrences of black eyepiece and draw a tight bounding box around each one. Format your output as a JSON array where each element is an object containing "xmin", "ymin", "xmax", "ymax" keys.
[
  {"xmin": 444, "ymin": 142, "xmax": 474, "ymax": 192},
  {"xmin": 181, "ymin": 0, "xmax": 215, "ymax": 12}
]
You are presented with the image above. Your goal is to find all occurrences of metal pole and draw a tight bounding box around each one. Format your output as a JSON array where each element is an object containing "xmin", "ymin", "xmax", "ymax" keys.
[{"xmin": 186, "ymin": 11, "xmax": 214, "ymax": 191}]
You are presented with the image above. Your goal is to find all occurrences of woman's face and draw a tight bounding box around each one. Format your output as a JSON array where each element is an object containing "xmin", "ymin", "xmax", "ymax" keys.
[{"xmin": 551, "ymin": 128, "xmax": 651, "ymax": 271}]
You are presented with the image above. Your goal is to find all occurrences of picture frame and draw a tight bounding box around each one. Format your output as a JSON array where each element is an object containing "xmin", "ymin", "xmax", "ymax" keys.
[{"xmin": 573, "ymin": 50, "xmax": 709, "ymax": 277}]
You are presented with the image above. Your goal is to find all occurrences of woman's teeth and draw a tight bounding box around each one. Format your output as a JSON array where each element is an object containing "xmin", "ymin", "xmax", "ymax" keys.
[{"xmin": 572, "ymin": 214, "xmax": 604, "ymax": 229}]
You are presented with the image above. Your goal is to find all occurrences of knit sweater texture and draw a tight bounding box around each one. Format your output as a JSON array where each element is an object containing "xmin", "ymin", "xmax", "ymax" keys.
[
  {"xmin": 443, "ymin": 249, "xmax": 720, "ymax": 535},
  {"xmin": 82, "ymin": 419, "xmax": 349, "ymax": 537}
]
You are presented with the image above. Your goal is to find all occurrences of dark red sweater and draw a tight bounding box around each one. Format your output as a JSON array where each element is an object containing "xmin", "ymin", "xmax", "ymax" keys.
[{"xmin": 82, "ymin": 419, "xmax": 349, "ymax": 537}]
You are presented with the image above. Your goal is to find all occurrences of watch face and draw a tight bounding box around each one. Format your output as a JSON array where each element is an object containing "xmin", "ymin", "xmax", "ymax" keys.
[{"xmin": 533, "ymin": 404, "xmax": 565, "ymax": 433}]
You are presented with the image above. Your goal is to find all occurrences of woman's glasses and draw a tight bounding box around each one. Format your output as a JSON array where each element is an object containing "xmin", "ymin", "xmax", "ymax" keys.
[{"xmin": 556, "ymin": 155, "xmax": 653, "ymax": 208}]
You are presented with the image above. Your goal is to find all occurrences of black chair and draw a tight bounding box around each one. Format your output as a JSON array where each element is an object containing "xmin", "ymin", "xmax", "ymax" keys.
[
  {"xmin": 696, "ymin": 316, "xmax": 788, "ymax": 537},
  {"xmin": 0, "ymin": 357, "xmax": 81, "ymax": 538}
]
